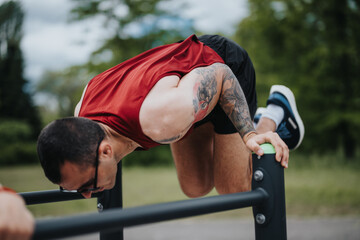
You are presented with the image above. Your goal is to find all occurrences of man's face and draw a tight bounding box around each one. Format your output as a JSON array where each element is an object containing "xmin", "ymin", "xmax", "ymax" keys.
[{"xmin": 59, "ymin": 160, "xmax": 117, "ymax": 199}]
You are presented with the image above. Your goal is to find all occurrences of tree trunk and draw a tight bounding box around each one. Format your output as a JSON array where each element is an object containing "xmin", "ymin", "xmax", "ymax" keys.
[{"xmin": 343, "ymin": 124, "xmax": 356, "ymax": 160}]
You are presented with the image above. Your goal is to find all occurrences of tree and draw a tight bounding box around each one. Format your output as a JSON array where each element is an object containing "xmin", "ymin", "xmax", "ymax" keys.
[
  {"xmin": 234, "ymin": 0, "xmax": 360, "ymax": 159},
  {"xmin": 36, "ymin": 66, "xmax": 91, "ymax": 117},
  {"xmin": 0, "ymin": 0, "xmax": 41, "ymax": 137}
]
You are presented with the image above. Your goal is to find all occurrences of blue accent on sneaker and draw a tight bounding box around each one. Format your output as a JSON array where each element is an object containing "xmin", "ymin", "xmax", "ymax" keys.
[
  {"xmin": 266, "ymin": 85, "xmax": 305, "ymax": 150},
  {"xmin": 254, "ymin": 107, "xmax": 266, "ymax": 124},
  {"xmin": 277, "ymin": 121, "xmax": 292, "ymax": 140},
  {"xmin": 268, "ymin": 93, "xmax": 295, "ymax": 119},
  {"xmin": 254, "ymin": 114, "xmax": 261, "ymax": 124}
]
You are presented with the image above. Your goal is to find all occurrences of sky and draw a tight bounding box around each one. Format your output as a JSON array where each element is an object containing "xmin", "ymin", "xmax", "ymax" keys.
[{"xmin": 2, "ymin": 0, "xmax": 249, "ymax": 87}]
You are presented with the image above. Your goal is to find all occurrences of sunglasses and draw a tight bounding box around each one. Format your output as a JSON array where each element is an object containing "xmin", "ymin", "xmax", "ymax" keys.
[{"xmin": 60, "ymin": 139, "xmax": 102, "ymax": 194}]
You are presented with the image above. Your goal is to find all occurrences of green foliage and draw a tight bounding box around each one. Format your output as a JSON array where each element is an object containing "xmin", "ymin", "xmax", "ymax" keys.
[
  {"xmin": 0, "ymin": 119, "xmax": 38, "ymax": 165},
  {"xmin": 0, "ymin": 1, "xmax": 41, "ymax": 137},
  {"xmin": 234, "ymin": 0, "xmax": 360, "ymax": 158},
  {"xmin": 36, "ymin": 66, "xmax": 91, "ymax": 117},
  {"xmin": 0, "ymin": 119, "xmax": 32, "ymax": 143},
  {"xmin": 123, "ymin": 145, "xmax": 173, "ymax": 167},
  {"xmin": 0, "ymin": 142, "xmax": 38, "ymax": 165},
  {"xmin": 69, "ymin": 0, "xmax": 194, "ymax": 70}
]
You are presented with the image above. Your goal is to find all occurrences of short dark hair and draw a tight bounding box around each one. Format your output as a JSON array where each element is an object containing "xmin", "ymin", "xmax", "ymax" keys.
[{"xmin": 37, "ymin": 117, "xmax": 105, "ymax": 184}]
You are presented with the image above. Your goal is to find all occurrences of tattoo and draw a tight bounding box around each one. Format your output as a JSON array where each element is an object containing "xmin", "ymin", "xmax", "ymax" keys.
[
  {"xmin": 219, "ymin": 66, "xmax": 255, "ymax": 138},
  {"xmin": 192, "ymin": 66, "xmax": 218, "ymax": 122}
]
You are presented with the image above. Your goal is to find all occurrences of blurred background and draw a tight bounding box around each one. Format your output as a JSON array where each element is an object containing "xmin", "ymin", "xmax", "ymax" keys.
[{"xmin": 0, "ymin": 0, "xmax": 359, "ymax": 234}]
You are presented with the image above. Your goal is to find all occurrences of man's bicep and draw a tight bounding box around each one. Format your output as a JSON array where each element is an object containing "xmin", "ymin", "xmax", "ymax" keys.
[
  {"xmin": 140, "ymin": 75, "xmax": 194, "ymax": 143},
  {"xmin": 185, "ymin": 63, "xmax": 225, "ymax": 123},
  {"xmin": 140, "ymin": 65, "xmax": 224, "ymax": 144}
]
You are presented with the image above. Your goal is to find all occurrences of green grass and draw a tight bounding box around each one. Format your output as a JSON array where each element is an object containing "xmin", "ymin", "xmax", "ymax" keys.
[
  {"xmin": 285, "ymin": 167, "xmax": 360, "ymax": 216},
  {"xmin": 0, "ymin": 164, "xmax": 98, "ymax": 218},
  {"xmin": 285, "ymin": 153, "xmax": 360, "ymax": 216},
  {"xmin": 0, "ymin": 155, "xmax": 359, "ymax": 219}
]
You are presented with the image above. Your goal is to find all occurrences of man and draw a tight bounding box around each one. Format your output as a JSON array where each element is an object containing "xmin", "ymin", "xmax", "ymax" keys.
[
  {"xmin": 0, "ymin": 185, "xmax": 34, "ymax": 240},
  {"xmin": 37, "ymin": 34, "xmax": 304, "ymax": 199}
]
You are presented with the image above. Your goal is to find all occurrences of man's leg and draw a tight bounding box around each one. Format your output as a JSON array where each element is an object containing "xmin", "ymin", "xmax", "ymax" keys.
[
  {"xmin": 256, "ymin": 117, "xmax": 276, "ymax": 133},
  {"xmin": 213, "ymin": 132, "xmax": 252, "ymax": 194},
  {"xmin": 170, "ymin": 122, "xmax": 215, "ymax": 198},
  {"xmin": 171, "ymin": 124, "xmax": 252, "ymax": 197}
]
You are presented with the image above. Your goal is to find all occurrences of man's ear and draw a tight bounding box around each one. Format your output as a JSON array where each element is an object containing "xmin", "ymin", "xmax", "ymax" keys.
[{"xmin": 98, "ymin": 140, "xmax": 113, "ymax": 161}]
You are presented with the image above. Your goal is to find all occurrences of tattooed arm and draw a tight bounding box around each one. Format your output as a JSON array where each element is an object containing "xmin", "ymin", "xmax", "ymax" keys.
[
  {"xmin": 140, "ymin": 63, "xmax": 254, "ymax": 143},
  {"xmin": 192, "ymin": 63, "xmax": 255, "ymax": 140}
]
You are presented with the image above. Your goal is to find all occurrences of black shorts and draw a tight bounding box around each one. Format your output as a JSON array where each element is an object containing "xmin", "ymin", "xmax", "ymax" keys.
[{"xmin": 195, "ymin": 35, "xmax": 257, "ymax": 134}]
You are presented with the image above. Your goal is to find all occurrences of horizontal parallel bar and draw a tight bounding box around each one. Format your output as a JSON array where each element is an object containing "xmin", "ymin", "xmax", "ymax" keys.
[
  {"xmin": 33, "ymin": 188, "xmax": 268, "ymax": 239},
  {"xmin": 19, "ymin": 190, "xmax": 102, "ymax": 205}
]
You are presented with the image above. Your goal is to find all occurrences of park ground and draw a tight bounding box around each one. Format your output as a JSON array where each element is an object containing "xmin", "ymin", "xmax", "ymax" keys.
[{"xmin": 66, "ymin": 217, "xmax": 360, "ymax": 240}]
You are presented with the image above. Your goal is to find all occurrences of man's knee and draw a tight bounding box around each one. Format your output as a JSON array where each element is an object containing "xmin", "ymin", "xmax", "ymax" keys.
[
  {"xmin": 215, "ymin": 178, "xmax": 251, "ymax": 195},
  {"xmin": 179, "ymin": 179, "xmax": 214, "ymax": 198}
]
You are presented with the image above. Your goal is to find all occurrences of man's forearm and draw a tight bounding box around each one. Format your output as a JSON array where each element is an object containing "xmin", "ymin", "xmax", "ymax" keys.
[
  {"xmin": 219, "ymin": 65, "xmax": 255, "ymax": 138},
  {"xmin": 192, "ymin": 63, "xmax": 255, "ymax": 139}
]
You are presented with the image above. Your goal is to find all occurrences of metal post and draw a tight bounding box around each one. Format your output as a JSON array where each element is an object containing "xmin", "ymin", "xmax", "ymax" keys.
[
  {"xmin": 97, "ymin": 161, "xmax": 123, "ymax": 240},
  {"xmin": 252, "ymin": 143, "xmax": 287, "ymax": 240}
]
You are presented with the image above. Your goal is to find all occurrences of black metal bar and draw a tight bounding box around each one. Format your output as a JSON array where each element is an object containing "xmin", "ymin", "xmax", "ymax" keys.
[
  {"xmin": 19, "ymin": 190, "xmax": 102, "ymax": 205},
  {"xmin": 33, "ymin": 188, "xmax": 267, "ymax": 240},
  {"xmin": 252, "ymin": 148, "xmax": 287, "ymax": 239},
  {"xmin": 98, "ymin": 161, "xmax": 123, "ymax": 240}
]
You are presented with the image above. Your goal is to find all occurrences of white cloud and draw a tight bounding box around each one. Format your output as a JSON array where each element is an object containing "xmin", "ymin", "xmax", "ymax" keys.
[
  {"xmin": 21, "ymin": 0, "xmax": 70, "ymax": 24},
  {"xmin": 18, "ymin": 0, "xmax": 107, "ymax": 83},
  {"xmin": 22, "ymin": 21, "xmax": 104, "ymax": 82},
  {"xmin": 162, "ymin": 0, "xmax": 248, "ymax": 35}
]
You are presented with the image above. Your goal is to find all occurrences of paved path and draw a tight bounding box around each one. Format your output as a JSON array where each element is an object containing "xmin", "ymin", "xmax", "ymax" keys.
[{"xmin": 64, "ymin": 217, "xmax": 360, "ymax": 240}]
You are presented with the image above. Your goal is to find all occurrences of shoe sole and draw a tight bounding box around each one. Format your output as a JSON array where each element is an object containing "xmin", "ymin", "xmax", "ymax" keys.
[{"xmin": 270, "ymin": 85, "xmax": 305, "ymax": 150}]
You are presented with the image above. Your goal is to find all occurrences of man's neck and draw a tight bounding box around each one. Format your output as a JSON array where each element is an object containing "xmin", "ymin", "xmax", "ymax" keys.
[{"xmin": 98, "ymin": 123, "xmax": 140, "ymax": 163}]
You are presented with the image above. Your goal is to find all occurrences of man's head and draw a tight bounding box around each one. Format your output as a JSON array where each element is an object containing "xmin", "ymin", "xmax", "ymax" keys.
[{"xmin": 37, "ymin": 117, "xmax": 105, "ymax": 185}]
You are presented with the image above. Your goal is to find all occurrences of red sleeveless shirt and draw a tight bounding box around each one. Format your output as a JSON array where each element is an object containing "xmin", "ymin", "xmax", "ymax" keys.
[{"xmin": 78, "ymin": 35, "xmax": 224, "ymax": 149}]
